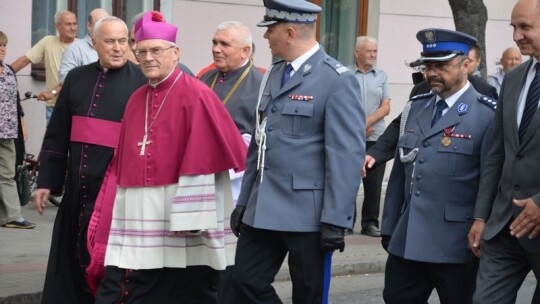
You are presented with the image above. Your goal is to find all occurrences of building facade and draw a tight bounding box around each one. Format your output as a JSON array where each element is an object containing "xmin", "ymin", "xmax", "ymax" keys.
[{"xmin": 0, "ymin": 0, "xmax": 519, "ymax": 155}]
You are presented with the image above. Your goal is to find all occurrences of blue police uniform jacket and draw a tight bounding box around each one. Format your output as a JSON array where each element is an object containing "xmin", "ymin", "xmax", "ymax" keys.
[
  {"xmin": 382, "ymin": 85, "xmax": 496, "ymax": 263},
  {"xmin": 237, "ymin": 48, "xmax": 366, "ymax": 232}
]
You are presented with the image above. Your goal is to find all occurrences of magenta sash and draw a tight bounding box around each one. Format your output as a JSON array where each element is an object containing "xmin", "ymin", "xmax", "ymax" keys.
[
  {"xmin": 70, "ymin": 116, "xmax": 121, "ymax": 295},
  {"xmin": 70, "ymin": 116, "xmax": 121, "ymax": 148}
]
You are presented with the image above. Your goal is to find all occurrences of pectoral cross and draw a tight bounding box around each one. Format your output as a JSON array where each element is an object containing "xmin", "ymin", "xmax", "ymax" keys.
[{"xmin": 137, "ymin": 134, "xmax": 151, "ymax": 155}]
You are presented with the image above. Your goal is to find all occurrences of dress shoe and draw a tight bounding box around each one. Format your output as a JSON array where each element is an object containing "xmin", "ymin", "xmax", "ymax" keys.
[
  {"xmin": 2, "ymin": 219, "xmax": 36, "ymax": 229},
  {"xmin": 360, "ymin": 225, "xmax": 380, "ymax": 237}
]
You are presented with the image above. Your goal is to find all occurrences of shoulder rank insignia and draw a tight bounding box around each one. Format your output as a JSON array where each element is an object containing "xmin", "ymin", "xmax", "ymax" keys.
[
  {"xmin": 411, "ymin": 91, "xmax": 435, "ymax": 101},
  {"xmin": 477, "ymin": 95, "xmax": 497, "ymax": 110},
  {"xmin": 324, "ymin": 56, "xmax": 348, "ymax": 75}
]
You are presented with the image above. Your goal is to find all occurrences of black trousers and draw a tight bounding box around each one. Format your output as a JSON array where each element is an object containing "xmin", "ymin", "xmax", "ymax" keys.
[
  {"xmin": 358, "ymin": 141, "xmax": 386, "ymax": 229},
  {"xmin": 231, "ymin": 224, "xmax": 325, "ymax": 304},
  {"xmin": 383, "ymin": 254, "xmax": 475, "ymax": 304},
  {"xmin": 95, "ymin": 265, "xmax": 218, "ymax": 304}
]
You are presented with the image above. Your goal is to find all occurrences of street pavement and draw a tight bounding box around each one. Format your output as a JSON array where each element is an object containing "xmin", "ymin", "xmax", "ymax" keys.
[{"xmin": 0, "ymin": 194, "xmax": 388, "ymax": 304}]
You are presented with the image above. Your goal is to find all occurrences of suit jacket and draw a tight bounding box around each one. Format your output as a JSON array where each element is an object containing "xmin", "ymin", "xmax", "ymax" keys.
[
  {"xmin": 383, "ymin": 85, "xmax": 495, "ymax": 263},
  {"xmin": 474, "ymin": 59, "xmax": 540, "ymax": 253},
  {"xmin": 237, "ymin": 48, "xmax": 366, "ymax": 232},
  {"xmin": 368, "ymin": 74, "xmax": 498, "ymax": 166}
]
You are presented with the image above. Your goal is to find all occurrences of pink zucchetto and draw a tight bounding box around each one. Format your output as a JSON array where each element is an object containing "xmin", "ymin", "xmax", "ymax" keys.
[{"xmin": 134, "ymin": 11, "xmax": 177, "ymax": 43}]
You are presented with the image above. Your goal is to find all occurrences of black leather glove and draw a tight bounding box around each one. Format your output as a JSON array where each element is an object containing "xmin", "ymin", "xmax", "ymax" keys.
[
  {"xmin": 320, "ymin": 223, "xmax": 345, "ymax": 252},
  {"xmin": 381, "ymin": 235, "xmax": 391, "ymax": 253},
  {"xmin": 230, "ymin": 205, "xmax": 246, "ymax": 237}
]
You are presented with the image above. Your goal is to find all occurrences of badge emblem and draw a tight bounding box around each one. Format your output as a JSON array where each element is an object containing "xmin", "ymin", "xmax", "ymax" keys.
[
  {"xmin": 441, "ymin": 136, "xmax": 451, "ymax": 147},
  {"xmin": 425, "ymin": 30, "xmax": 436, "ymax": 43}
]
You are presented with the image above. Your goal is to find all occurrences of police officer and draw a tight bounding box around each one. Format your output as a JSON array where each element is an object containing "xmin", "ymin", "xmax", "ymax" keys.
[
  {"xmin": 381, "ymin": 28, "xmax": 496, "ymax": 304},
  {"xmin": 229, "ymin": 0, "xmax": 365, "ymax": 302}
]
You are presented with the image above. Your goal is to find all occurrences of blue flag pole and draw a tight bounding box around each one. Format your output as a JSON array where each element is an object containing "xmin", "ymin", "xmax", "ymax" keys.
[{"xmin": 322, "ymin": 251, "xmax": 333, "ymax": 304}]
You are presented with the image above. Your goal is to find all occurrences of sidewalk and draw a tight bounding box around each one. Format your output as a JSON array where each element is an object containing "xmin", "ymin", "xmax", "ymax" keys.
[{"xmin": 0, "ymin": 196, "xmax": 388, "ymax": 304}]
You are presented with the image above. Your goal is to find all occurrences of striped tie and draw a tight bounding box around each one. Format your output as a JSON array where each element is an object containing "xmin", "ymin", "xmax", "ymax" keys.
[{"xmin": 519, "ymin": 63, "xmax": 540, "ymax": 143}]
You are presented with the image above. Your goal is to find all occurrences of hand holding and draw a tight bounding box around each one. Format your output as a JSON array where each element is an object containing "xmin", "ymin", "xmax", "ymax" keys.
[
  {"xmin": 320, "ymin": 223, "xmax": 345, "ymax": 252},
  {"xmin": 510, "ymin": 198, "xmax": 540, "ymax": 239},
  {"xmin": 230, "ymin": 205, "xmax": 246, "ymax": 237}
]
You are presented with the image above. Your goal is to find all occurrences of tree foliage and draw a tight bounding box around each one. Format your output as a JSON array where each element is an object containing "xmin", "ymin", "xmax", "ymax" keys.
[{"xmin": 448, "ymin": 0, "xmax": 488, "ymax": 78}]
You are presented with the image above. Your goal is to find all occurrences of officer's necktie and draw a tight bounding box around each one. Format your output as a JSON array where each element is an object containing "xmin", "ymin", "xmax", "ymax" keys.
[
  {"xmin": 431, "ymin": 99, "xmax": 448, "ymax": 127},
  {"xmin": 281, "ymin": 63, "xmax": 293, "ymax": 87},
  {"xmin": 519, "ymin": 62, "xmax": 540, "ymax": 143}
]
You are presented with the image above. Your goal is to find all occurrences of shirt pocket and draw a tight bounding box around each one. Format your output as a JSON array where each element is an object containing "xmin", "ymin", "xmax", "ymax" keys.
[
  {"xmin": 280, "ymin": 102, "xmax": 314, "ymax": 138},
  {"xmin": 435, "ymin": 137, "xmax": 474, "ymax": 175}
]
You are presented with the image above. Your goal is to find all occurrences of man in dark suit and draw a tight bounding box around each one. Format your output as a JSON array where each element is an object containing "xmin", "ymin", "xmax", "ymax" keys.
[
  {"xmin": 468, "ymin": 0, "xmax": 540, "ymax": 302},
  {"xmin": 382, "ymin": 28, "xmax": 495, "ymax": 304},
  {"xmin": 229, "ymin": 0, "xmax": 365, "ymax": 302}
]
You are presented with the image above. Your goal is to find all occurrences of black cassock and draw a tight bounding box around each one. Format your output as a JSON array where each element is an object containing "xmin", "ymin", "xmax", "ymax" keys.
[{"xmin": 37, "ymin": 61, "xmax": 146, "ymax": 304}]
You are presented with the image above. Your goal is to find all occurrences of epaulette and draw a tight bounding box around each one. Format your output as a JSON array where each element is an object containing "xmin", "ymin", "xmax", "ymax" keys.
[
  {"xmin": 477, "ymin": 95, "xmax": 497, "ymax": 110},
  {"xmin": 410, "ymin": 91, "xmax": 435, "ymax": 101},
  {"xmin": 323, "ymin": 56, "xmax": 349, "ymax": 75}
]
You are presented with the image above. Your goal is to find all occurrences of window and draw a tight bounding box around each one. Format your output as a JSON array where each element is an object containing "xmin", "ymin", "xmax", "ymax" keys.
[
  {"xmin": 30, "ymin": 0, "xmax": 164, "ymax": 79},
  {"xmin": 315, "ymin": 0, "xmax": 367, "ymax": 66}
]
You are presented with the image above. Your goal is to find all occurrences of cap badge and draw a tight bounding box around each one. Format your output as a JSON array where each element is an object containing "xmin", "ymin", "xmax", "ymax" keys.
[{"xmin": 425, "ymin": 30, "xmax": 436, "ymax": 43}]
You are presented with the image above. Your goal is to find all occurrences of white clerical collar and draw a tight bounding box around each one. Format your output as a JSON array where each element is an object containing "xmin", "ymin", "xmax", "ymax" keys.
[
  {"xmin": 149, "ymin": 68, "xmax": 176, "ymax": 88},
  {"xmin": 287, "ymin": 43, "xmax": 320, "ymax": 75}
]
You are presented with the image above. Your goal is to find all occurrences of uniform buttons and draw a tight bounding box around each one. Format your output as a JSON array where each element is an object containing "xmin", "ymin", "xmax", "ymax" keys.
[
  {"xmin": 415, "ymin": 191, "xmax": 421, "ymax": 196},
  {"xmin": 294, "ymin": 108, "xmax": 299, "ymax": 113},
  {"xmin": 422, "ymin": 141, "xmax": 429, "ymax": 147},
  {"xmin": 90, "ymin": 113, "xmax": 95, "ymax": 117},
  {"xmin": 347, "ymin": 215, "xmax": 352, "ymax": 220},
  {"xmin": 154, "ymin": 104, "xmax": 158, "ymax": 109},
  {"xmin": 271, "ymin": 107, "xmax": 277, "ymax": 113},
  {"xmin": 81, "ymin": 175, "xmax": 86, "ymax": 179},
  {"xmin": 83, "ymin": 195, "xmax": 87, "ymax": 198},
  {"xmin": 314, "ymin": 181, "xmax": 320, "ymax": 187},
  {"xmin": 148, "ymin": 153, "xmax": 152, "ymax": 157},
  {"xmin": 146, "ymin": 178, "xmax": 151, "ymax": 182},
  {"xmin": 453, "ymin": 146, "xmax": 458, "ymax": 150},
  {"xmin": 124, "ymin": 291, "xmax": 129, "ymax": 295},
  {"xmin": 150, "ymin": 130, "xmax": 154, "ymax": 133},
  {"xmin": 83, "ymin": 164, "xmax": 88, "ymax": 168},
  {"xmin": 95, "ymin": 94, "xmax": 101, "ymax": 98},
  {"xmin": 83, "ymin": 154, "xmax": 88, "ymax": 158},
  {"xmin": 516, "ymin": 155, "xmax": 522, "ymax": 160},
  {"xmin": 268, "ymin": 126, "xmax": 274, "ymax": 131},
  {"xmin": 84, "ymin": 145, "xmax": 89, "ymax": 148},
  {"xmin": 146, "ymin": 166, "xmax": 151, "ymax": 169},
  {"xmin": 98, "ymin": 84, "xmax": 104, "ymax": 88},
  {"xmin": 514, "ymin": 185, "xmax": 520, "ymax": 191},
  {"xmin": 264, "ymin": 166, "xmax": 269, "ymax": 170},
  {"xmin": 466, "ymin": 216, "xmax": 471, "ymax": 220},
  {"xmin": 418, "ymin": 158, "xmax": 425, "ymax": 164},
  {"xmin": 415, "ymin": 174, "xmax": 422, "ymax": 181},
  {"xmin": 82, "ymin": 185, "xmax": 86, "ymax": 189},
  {"xmin": 93, "ymin": 103, "xmax": 97, "ymax": 107}
]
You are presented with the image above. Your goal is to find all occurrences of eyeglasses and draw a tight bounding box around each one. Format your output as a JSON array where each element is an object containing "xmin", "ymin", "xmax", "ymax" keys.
[
  {"xmin": 135, "ymin": 46, "xmax": 175, "ymax": 59},
  {"xmin": 422, "ymin": 61, "xmax": 462, "ymax": 73}
]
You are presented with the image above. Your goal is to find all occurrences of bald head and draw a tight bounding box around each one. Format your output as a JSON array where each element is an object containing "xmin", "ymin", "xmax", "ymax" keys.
[
  {"xmin": 500, "ymin": 47, "xmax": 522, "ymax": 72},
  {"xmin": 88, "ymin": 8, "xmax": 109, "ymax": 38}
]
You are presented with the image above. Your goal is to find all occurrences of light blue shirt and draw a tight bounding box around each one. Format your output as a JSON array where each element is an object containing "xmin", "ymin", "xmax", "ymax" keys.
[
  {"xmin": 58, "ymin": 35, "xmax": 97, "ymax": 83},
  {"xmin": 347, "ymin": 64, "xmax": 390, "ymax": 140}
]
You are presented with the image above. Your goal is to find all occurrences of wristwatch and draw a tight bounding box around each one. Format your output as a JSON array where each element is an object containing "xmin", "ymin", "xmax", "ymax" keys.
[{"xmin": 51, "ymin": 89, "xmax": 57, "ymax": 96}]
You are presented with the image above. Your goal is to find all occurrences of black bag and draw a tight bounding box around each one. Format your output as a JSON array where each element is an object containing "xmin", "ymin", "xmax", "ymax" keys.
[{"xmin": 16, "ymin": 164, "xmax": 32, "ymax": 206}]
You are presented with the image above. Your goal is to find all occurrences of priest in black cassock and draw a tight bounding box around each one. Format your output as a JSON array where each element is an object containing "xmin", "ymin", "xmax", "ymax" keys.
[
  {"xmin": 34, "ymin": 16, "xmax": 147, "ymax": 304},
  {"xmin": 199, "ymin": 20, "xmax": 263, "ymax": 135}
]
